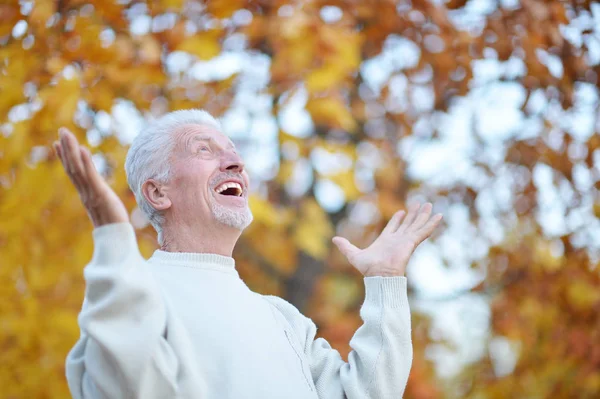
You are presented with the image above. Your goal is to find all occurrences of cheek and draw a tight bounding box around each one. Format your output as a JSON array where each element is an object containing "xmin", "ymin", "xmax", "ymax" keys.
[
  {"xmin": 188, "ymin": 171, "xmax": 213, "ymax": 203},
  {"xmin": 171, "ymin": 173, "xmax": 206, "ymax": 203},
  {"xmin": 173, "ymin": 159, "xmax": 217, "ymax": 202}
]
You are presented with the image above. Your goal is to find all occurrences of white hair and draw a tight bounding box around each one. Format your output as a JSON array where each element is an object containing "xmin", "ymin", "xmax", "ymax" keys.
[{"xmin": 125, "ymin": 109, "xmax": 222, "ymax": 245}]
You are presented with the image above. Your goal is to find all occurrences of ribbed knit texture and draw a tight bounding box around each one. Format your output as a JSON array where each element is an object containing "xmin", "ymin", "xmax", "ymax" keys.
[
  {"xmin": 364, "ymin": 276, "xmax": 408, "ymax": 308},
  {"xmin": 150, "ymin": 250, "xmax": 236, "ymax": 269},
  {"xmin": 66, "ymin": 222, "xmax": 413, "ymax": 399}
]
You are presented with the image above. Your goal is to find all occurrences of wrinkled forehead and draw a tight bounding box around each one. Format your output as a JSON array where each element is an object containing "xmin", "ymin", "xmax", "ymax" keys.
[{"xmin": 172, "ymin": 124, "xmax": 234, "ymax": 152}]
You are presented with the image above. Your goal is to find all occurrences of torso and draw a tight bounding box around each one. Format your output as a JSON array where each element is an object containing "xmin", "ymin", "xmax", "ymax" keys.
[{"xmin": 148, "ymin": 262, "xmax": 317, "ymax": 399}]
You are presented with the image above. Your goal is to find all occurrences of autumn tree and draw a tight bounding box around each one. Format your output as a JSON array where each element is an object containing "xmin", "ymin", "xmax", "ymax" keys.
[{"xmin": 1, "ymin": 0, "xmax": 599, "ymax": 398}]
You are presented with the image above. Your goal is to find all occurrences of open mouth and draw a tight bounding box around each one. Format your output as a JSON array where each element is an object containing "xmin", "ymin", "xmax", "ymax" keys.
[{"xmin": 214, "ymin": 181, "xmax": 244, "ymax": 197}]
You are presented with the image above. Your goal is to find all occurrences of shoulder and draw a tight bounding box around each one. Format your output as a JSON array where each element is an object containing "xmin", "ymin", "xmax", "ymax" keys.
[
  {"xmin": 262, "ymin": 295, "xmax": 302, "ymax": 319},
  {"xmin": 263, "ymin": 294, "xmax": 292, "ymax": 309},
  {"xmin": 261, "ymin": 294, "xmax": 316, "ymax": 332}
]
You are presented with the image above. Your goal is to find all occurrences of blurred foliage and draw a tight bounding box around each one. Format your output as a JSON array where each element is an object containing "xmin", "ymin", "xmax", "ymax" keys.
[{"xmin": 1, "ymin": 0, "xmax": 600, "ymax": 398}]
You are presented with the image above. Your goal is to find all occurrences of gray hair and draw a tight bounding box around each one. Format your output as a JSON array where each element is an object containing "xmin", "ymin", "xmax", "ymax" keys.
[{"xmin": 124, "ymin": 109, "xmax": 222, "ymax": 245}]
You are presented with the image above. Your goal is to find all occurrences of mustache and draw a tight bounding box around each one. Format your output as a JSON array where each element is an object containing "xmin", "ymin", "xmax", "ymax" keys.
[{"xmin": 209, "ymin": 172, "xmax": 245, "ymax": 188}]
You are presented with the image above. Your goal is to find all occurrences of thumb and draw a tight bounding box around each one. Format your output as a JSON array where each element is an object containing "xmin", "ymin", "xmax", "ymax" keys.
[{"xmin": 332, "ymin": 236, "xmax": 360, "ymax": 259}]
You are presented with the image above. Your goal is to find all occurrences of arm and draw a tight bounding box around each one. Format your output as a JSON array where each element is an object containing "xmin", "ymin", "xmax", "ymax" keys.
[
  {"xmin": 54, "ymin": 129, "xmax": 180, "ymax": 397},
  {"xmin": 274, "ymin": 202, "xmax": 441, "ymax": 398},
  {"xmin": 66, "ymin": 223, "xmax": 179, "ymax": 399},
  {"xmin": 265, "ymin": 276, "xmax": 412, "ymax": 399}
]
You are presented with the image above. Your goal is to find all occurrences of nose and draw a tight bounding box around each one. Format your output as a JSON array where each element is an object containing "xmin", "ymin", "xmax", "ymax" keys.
[{"xmin": 220, "ymin": 150, "xmax": 245, "ymax": 173}]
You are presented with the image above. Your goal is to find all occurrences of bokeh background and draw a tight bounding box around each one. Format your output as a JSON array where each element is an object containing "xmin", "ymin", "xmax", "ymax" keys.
[{"xmin": 1, "ymin": 0, "xmax": 600, "ymax": 398}]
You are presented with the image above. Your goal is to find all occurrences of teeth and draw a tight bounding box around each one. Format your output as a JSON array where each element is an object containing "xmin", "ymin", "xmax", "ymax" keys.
[{"xmin": 215, "ymin": 182, "xmax": 243, "ymax": 196}]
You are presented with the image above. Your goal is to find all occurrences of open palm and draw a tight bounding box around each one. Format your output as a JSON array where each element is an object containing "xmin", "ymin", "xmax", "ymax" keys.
[
  {"xmin": 54, "ymin": 128, "xmax": 129, "ymax": 227},
  {"xmin": 333, "ymin": 203, "xmax": 443, "ymax": 277}
]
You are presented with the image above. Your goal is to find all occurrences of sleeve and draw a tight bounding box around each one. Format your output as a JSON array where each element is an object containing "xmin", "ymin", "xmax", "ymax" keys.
[
  {"xmin": 65, "ymin": 223, "xmax": 180, "ymax": 399},
  {"xmin": 264, "ymin": 276, "xmax": 412, "ymax": 399}
]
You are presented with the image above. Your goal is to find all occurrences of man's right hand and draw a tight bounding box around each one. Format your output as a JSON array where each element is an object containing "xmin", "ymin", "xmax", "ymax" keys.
[{"xmin": 54, "ymin": 127, "xmax": 129, "ymax": 228}]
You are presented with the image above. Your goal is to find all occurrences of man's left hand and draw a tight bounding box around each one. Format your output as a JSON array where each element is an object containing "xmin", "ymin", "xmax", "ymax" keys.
[{"xmin": 332, "ymin": 203, "xmax": 443, "ymax": 277}]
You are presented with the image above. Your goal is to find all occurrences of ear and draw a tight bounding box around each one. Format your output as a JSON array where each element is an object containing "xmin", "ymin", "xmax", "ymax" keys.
[{"xmin": 142, "ymin": 179, "xmax": 172, "ymax": 211}]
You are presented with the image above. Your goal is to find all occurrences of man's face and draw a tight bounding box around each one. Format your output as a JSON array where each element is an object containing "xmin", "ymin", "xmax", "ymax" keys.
[{"xmin": 166, "ymin": 124, "xmax": 253, "ymax": 230}]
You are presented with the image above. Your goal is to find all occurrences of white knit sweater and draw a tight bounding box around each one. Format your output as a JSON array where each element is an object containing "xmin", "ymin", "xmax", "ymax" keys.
[{"xmin": 65, "ymin": 223, "xmax": 413, "ymax": 398}]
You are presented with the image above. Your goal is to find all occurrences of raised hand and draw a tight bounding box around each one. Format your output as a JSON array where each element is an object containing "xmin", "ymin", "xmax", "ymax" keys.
[
  {"xmin": 332, "ymin": 203, "xmax": 443, "ymax": 277},
  {"xmin": 54, "ymin": 128, "xmax": 129, "ymax": 227}
]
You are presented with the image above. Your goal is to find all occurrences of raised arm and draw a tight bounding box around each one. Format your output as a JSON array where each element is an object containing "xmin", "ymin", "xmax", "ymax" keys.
[
  {"xmin": 266, "ymin": 203, "xmax": 442, "ymax": 398},
  {"xmin": 55, "ymin": 129, "xmax": 180, "ymax": 398},
  {"xmin": 265, "ymin": 275, "xmax": 412, "ymax": 399}
]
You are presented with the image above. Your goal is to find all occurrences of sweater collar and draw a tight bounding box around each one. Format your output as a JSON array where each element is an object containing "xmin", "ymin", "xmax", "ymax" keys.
[{"xmin": 149, "ymin": 250, "xmax": 236, "ymax": 272}]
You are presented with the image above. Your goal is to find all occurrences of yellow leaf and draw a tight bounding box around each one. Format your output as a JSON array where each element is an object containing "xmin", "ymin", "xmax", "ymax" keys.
[
  {"xmin": 148, "ymin": 0, "xmax": 185, "ymax": 14},
  {"xmin": 247, "ymin": 227, "xmax": 298, "ymax": 277},
  {"xmin": 0, "ymin": 120, "xmax": 30, "ymax": 168},
  {"xmin": 162, "ymin": 0, "xmax": 185, "ymax": 9},
  {"xmin": 207, "ymin": 0, "xmax": 245, "ymax": 18},
  {"xmin": 248, "ymin": 195, "xmax": 293, "ymax": 227},
  {"xmin": 306, "ymin": 28, "xmax": 362, "ymax": 93},
  {"xmin": 330, "ymin": 32, "xmax": 362, "ymax": 71},
  {"xmin": 85, "ymin": 80, "xmax": 115, "ymax": 113},
  {"xmin": 138, "ymin": 233, "xmax": 159, "ymax": 259},
  {"xmin": 293, "ymin": 199, "xmax": 333, "ymax": 259},
  {"xmin": 28, "ymin": 0, "xmax": 54, "ymax": 32},
  {"xmin": 175, "ymin": 31, "xmax": 222, "ymax": 60},
  {"xmin": 328, "ymin": 172, "xmax": 361, "ymax": 201},
  {"xmin": 36, "ymin": 74, "xmax": 81, "ymax": 131},
  {"xmin": 584, "ymin": 373, "xmax": 600, "ymax": 395},
  {"xmin": 566, "ymin": 280, "xmax": 600, "ymax": 311},
  {"xmin": 280, "ymin": 12, "xmax": 311, "ymax": 40},
  {"xmin": 306, "ymin": 96, "xmax": 356, "ymax": 131},
  {"xmin": 0, "ymin": 79, "xmax": 25, "ymax": 117},
  {"xmin": 271, "ymin": 42, "xmax": 316, "ymax": 81},
  {"xmin": 139, "ymin": 36, "xmax": 162, "ymax": 65},
  {"xmin": 534, "ymin": 239, "xmax": 564, "ymax": 272},
  {"xmin": 244, "ymin": 197, "xmax": 298, "ymax": 276},
  {"xmin": 275, "ymin": 160, "xmax": 295, "ymax": 185},
  {"xmin": 113, "ymin": 35, "xmax": 136, "ymax": 65},
  {"xmin": 320, "ymin": 274, "xmax": 362, "ymax": 309},
  {"xmin": 593, "ymin": 201, "xmax": 600, "ymax": 219},
  {"xmin": 306, "ymin": 66, "xmax": 344, "ymax": 93}
]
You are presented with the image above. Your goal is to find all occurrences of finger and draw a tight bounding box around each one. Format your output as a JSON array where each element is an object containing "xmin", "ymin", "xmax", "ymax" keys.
[
  {"xmin": 56, "ymin": 139, "xmax": 77, "ymax": 184},
  {"xmin": 60, "ymin": 129, "xmax": 89, "ymax": 194},
  {"xmin": 56, "ymin": 140, "xmax": 83, "ymax": 190},
  {"xmin": 55, "ymin": 141, "xmax": 78, "ymax": 189},
  {"xmin": 80, "ymin": 146, "xmax": 104, "ymax": 194},
  {"xmin": 61, "ymin": 128, "xmax": 85, "ymax": 175},
  {"xmin": 382, "ymin": 210, "xmax": 406, "ymax": 234},
  {"xmin": 59, "ymin": 129, "xmax": 75, "ymax": 174},
  {"xmin": 76, "ymin": 147, "xmax": 98, "ymax": 203},
  {"xmin": 53, "ymin": 141, "xmax": 63, "ymax": 163},
  {"xmin": 332, "ymin": 236, "xmax": 360, "ymax": 259},
  {"xmin": 415, "ymin": 213, "xmax": 443, "ymax": 242},
  {"xmin": 58, "ymin": 134, "xmax": 71, "ymax": 177},
  {"xmin": 410, "ymin": 203, "xmax": 433, "ymax": 231},
  {"xmin": 395, "ymin": 202, "xmax": 420, "ymax": 233}
]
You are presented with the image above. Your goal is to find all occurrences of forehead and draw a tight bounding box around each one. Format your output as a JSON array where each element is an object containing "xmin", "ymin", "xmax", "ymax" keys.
[{"xmin": 173, "ymin": 124, "xmax": 234, "ymax": 150}]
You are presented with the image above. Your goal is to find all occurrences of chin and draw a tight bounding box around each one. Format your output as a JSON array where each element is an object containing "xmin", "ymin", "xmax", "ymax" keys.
[{"xmin": 210, "ymin": 202, "xmax": 253, "ymax": 230}]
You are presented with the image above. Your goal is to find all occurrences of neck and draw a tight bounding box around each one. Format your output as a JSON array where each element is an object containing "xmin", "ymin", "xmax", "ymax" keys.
[{"xmin": 160, "ymin": 220, "xmax": 241, "ymax": 257}]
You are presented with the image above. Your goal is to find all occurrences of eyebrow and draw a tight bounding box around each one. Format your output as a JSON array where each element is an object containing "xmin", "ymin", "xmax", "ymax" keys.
[{"xmin": 188, "ymin": 135, "xmax": 236, "ymax": 150}]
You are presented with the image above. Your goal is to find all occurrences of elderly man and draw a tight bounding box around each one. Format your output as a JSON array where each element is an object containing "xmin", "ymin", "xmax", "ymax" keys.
[{"xmin": 55, "ymin": 109, "xmax": 442, "ymax": 399}]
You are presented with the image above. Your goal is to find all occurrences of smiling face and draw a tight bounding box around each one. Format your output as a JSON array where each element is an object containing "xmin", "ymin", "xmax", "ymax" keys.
[{"xmin": 165, "ymin": 123, "xmax": 253, "ymax": 231}]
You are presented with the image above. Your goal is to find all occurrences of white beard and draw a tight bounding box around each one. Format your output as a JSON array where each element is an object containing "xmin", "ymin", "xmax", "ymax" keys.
[{"xmin": 209, "ymin": 199, "xmax": 253, "ymax": 230}]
